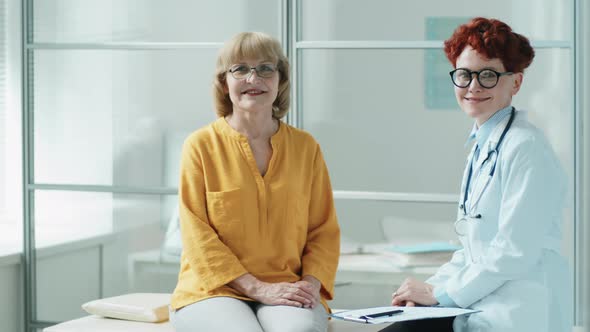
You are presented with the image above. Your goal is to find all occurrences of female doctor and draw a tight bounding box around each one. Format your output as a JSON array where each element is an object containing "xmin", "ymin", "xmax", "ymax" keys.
[{"xmin": 382, "ymin": 17, "xmax": 572, "ymax": 332}]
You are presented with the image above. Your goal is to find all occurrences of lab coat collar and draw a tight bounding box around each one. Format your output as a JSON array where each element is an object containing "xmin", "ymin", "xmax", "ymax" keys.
[
  {"xmin": 472, "ymin": 107, "xmax": 517, "ymax": 173},
  {"xmin": 464, "ymin": 106, "xmax": 512, "ymax": 148},
  {"xmin": 475, "ymin": 106, "xmax": 512, "ymax": 149}
]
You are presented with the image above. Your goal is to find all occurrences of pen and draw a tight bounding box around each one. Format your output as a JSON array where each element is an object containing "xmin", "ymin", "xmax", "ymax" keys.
[
  {"xmin": 360, "ymin": 309, "xmax": 404, "ymax": 320},
  {"xmin": 341, "ymin": 316, "xmax": 371, "ymax": 323}
]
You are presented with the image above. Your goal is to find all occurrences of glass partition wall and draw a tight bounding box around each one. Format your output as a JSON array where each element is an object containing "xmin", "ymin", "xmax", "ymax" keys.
[
  {"xmin": 294, "ymin": 0, "xmax": 578, "ymax": 317},
  {"xmin": 23, "ymin": 1, "xmax": 283, "ymax": 330},
  {"xmin": 22, "ymin": 0, "xmax": 581, "ymax": 331}
]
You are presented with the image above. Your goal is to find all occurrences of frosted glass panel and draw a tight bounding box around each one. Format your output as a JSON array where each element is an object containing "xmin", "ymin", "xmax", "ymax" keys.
[
  {"xmin": 301, "ymin": 49, "xmax": 469, "ymax": 194},
  {"xmin": 34, "ymin": 191, "xmax": 169, "ymax": 245},
  {"xmin": 35, "ymin": 191, "xmax": 114, "ymax": 248},
  {"xmin": 33, "ymin": 50, "xmax": 218, "ymax": 186},
  {"xmin": 301, "ymin": 49, "xmax": 572, "ymax": 195},
  {"xmin": 300, "ymin": 0, "xmax": 572, "ymax": 42},
  {"xmin": 33, "ymin": 0, "xmax": 279, "ymax": 43}
]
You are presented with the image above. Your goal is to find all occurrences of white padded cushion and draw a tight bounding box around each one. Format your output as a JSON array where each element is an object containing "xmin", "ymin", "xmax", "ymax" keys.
[
  {"xmin": 81, "ymin": 293, "xmax": 171, "ymax": 323},
  {"xmin": 43, "ymin": 315, "xmax": 384, "ymax": 332},
  {"xmin": 44, "ymin": 315, "xmax": 174, "ymax": 332}
]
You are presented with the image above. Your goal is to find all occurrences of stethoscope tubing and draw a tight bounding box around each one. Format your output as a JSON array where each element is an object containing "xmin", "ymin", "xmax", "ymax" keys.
[{"xmin": 460, "ymin": 108, "xmax": 515, "ymax": 217}]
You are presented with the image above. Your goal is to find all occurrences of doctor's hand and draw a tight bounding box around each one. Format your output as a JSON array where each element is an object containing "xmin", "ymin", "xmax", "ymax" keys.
[
  {"xmin": 229, "ymin": 273, "xmax": 316, "ymax": 308},
  {"xmin": 391, "ymin": 277, "xmax": 438, "ymax": 307}
]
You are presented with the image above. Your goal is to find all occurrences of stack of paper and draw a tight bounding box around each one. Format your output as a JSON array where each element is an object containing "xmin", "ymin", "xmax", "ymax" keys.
[
  {"xmin": 362, "ymin": 242, "xmax": 461, "ymax": 267},
  {"xmin": 340, "ymin": 240, "xmax": 363, "ymax": 255},
  {"xmin": 331, "ymin": 306, "xmax": 480, "ymax": 324}
]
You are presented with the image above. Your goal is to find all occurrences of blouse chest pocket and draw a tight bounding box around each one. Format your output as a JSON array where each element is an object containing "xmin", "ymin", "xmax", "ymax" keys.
[
  {"xmin": 270, "ymin": 184, "xmax": 308, "ymax": 239},
  {"xmin": 206, "ymin": 188, "xmax": 243, "ymax": 242},
  {"xmin": 289, "ymin": 196, "xmax": 308, "ymax": 230}
]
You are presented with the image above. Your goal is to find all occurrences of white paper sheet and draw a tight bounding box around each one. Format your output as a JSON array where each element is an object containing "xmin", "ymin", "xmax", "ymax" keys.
[{"xmin": 331, "ymin": 306, "xmax": 480, "ymax": 324}]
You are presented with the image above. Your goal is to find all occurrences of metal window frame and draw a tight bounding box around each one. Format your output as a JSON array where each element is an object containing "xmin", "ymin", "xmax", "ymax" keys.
[
  {"xmin": 574, "ymin": 0, "xmax": 589, "ymax": 328},
  {"xmin": 22, "ymin": 0, "xmax": 35, "ymax": 330}
]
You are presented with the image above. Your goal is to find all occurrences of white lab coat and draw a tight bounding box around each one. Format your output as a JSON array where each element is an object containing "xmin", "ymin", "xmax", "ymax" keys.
[{"xmin": 427, "ymin": 110, "xmax": 573, "ymax": 332}]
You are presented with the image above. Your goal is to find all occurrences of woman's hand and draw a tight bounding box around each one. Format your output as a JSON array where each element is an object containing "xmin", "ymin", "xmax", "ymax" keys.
[
  {"xmin": 294, "ymin": 275, "xmax": 322, "ymax": 308},
  {"xmin": 391, "ymin": 277, "xmax": 438, "ymax": 307},
  {"xmin": 229, "ymin": 273, "xmax": 316, "ymax": 308}
]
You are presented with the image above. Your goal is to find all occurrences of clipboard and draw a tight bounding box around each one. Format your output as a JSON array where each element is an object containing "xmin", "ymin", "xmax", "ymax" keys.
[{"xmin": 330, "ymin": 306, "xmax": 480, "ymax": 324}]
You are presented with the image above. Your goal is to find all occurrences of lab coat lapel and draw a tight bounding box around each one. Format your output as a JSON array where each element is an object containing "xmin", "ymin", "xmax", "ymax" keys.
[
  {"xmin": 471, "ymin": 112, "xmax": 513, "ymax": 175},
  {"xmin": 466, "ymin": 114, "xmax": 513, "ymax": 211},
  {"xmin": 460, "ymin": 143, "xmax": 478, "ymax": 207}
]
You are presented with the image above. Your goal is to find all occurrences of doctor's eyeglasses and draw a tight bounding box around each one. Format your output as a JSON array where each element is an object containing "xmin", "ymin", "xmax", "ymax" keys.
[
  {"xmin": 228, "ymin": 63, "xmax": 277, "ymax": 80},
  {"xmin": 450, "ymin": 68, "xmax": 513, "ymax": 89}
]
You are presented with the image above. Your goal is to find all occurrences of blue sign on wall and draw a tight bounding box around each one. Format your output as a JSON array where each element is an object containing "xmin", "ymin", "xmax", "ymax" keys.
[{"xmin": 425, "ymin": 17, "xmax": 468, "ymax": 110}]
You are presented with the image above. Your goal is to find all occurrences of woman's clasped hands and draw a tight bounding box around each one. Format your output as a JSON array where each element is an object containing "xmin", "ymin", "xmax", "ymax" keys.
[{"xmin": 232, "ymin": 274, "xmax": 321, "ymax": 309}]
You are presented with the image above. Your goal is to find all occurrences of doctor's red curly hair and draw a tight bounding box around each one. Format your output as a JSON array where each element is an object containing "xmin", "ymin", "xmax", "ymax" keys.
[{"xmin": 444, "ymin": 17, "xmax": 535, "ymax": 73}]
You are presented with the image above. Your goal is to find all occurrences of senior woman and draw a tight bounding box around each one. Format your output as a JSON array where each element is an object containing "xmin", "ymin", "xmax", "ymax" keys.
[
  {"xmin": 169, "ymin": 32, "xmax": 340, "ymax": 332},
  {"xmin": 382, "ymin": 18, "xmax": 572, "ymax": 332}
]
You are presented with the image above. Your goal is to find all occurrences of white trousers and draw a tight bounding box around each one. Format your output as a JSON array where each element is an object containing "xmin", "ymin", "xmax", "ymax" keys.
[{"xmin": 171, "ymin": 297, "xmax": 328, "ymax": 332}]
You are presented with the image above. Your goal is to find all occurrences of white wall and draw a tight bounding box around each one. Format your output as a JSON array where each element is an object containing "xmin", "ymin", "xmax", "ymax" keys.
[
  {"xmin": 1, "ymin": 1, "xmax": 22, "ymax": 330},
  {"xmin": 0, "ymin": 0, "xmax": 22, "ymax": 256},
  {"xmin": 0, "ymin": 256, "xmax": 23, "ymax": 332}
]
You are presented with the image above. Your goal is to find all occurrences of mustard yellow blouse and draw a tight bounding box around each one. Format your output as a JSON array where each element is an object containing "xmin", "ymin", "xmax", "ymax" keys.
[{"xmin": 170, "ymin": 118, "xmax": 340, "ymax": 311}]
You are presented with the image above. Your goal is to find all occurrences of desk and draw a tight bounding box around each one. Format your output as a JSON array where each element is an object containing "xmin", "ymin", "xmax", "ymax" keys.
[
  {"xmin": 127, "ymin": 251, "xmax": 439, "ymax": 308},
  {"xmin": 332, "ymin": 254, "xmax": 438, "ymax": 309},
  {"xmin": 337, "ymin": 254, "xmax": 437, "ymax": 281},
  {"xmin": 127, "ymin": 250, "xmax": 180, "ymax": 293},
  {"xmin": 44, "ymin": 313, "xmax": 385, "ymax": 332}
]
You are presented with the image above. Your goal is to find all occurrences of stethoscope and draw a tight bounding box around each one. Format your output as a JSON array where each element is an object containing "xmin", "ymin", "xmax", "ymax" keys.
[{"xmin": 454, "ymin": 108, "xmax": 516, "ymax": 237}]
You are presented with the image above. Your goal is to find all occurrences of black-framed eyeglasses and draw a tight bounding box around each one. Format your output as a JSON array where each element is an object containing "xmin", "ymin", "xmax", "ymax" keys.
[
  {"xmin": 228, "ymin": 63, "xmax": 277, "ymax": 80},
  {"xmin": 450, "ymin": 68, "xmax": 513, "ymax": 89}
]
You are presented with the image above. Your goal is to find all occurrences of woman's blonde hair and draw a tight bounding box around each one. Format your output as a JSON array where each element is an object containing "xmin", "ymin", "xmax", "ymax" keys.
[{"xmin": 213, "ymin": 32, "xmax": 290, "ymax": 119}]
